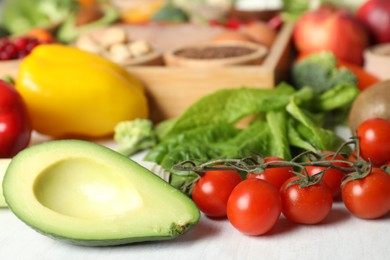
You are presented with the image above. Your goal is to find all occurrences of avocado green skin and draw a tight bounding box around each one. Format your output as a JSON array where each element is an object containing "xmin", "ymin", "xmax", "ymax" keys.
[
  {"xmin": 56, "ymin": 6, "xmax": 119, "ymax": 43},
  {"xmin": 3, "ymin": 140, "xmax": 200, "ymax": 246},
  {"xmin": 0, "ymin": 159, "xmax": 11, "ymax": 207},
  {"xmin": 28, "ymin": 220, "xmax": 199, "ymax": 247}
]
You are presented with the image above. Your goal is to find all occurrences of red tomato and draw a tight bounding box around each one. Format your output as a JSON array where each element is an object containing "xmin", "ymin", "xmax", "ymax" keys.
[
  {"xmin": 342, "ymin": 167, "xmax": 390, "ymax": 219},
  {"xmin": 357, "ymin": 118, "xmax": 390, "ymax": 166},
  {"xmin": 246, "ymin": 156, "xmax": 294, "ymax": 189},
  {"xmin": 280, "ymin": 177, "xmax": 333, "ymax": 224},
  {"xmin": 227, "ymin": 178, "xmax": 282, "ymax": 236},
  {"xmin": 348, "ymin": 150, "xmax": 358, "ymax": 163},
  {"xmin": 191, "ymin": 168, "xmax": 242, "ymax": 218},
  {"xmin": 306, "ymin": 152, "xmax": 349, "ymax": 198},
  {"xmin": 0, "ymin": 80, "xmax": 32, "ymax": 158}
]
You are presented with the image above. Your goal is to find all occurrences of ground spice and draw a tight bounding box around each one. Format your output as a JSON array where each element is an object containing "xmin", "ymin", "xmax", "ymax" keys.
[{"xmin": 174, "ymin": 46, "xmax": 255, "ymax": 59}]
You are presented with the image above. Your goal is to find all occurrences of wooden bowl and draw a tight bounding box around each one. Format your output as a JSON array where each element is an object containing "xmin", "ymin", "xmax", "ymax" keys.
[
  {"xmin": 116, "ymin": 49, "xmax": 163, "ymax": 67},
  {"xmin": 75, "ymin": 27, "xmax": 164, "ymax": 67},
  {"xmin": 164, "ymin": 41, "xmax": 268, "ymax": 68},
  {"xmin": 228, "ymin": 8, "xmax": 281, "ymax": 22}
]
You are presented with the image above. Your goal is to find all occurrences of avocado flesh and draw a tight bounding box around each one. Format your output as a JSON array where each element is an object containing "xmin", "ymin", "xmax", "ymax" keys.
[
  {"xmin": 0, "ymin": 159, "xmax": 11, "ymax": 208},
  {"xmin": 3, "ymin": 140, "xmax": 200, "ymax": 246},
  {"xmin": 56, "ymin": 6, "xmax": 118, "ymax": 43}
]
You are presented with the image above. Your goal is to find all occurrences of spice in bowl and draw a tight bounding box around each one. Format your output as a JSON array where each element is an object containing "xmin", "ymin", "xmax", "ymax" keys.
[
  {"xmin": 174, "ymin": 46, "xmax": 256, "ymax": 59},
  {"xmin": 164, "ymin": 41, "xmax": 268, "ymax": 68}
]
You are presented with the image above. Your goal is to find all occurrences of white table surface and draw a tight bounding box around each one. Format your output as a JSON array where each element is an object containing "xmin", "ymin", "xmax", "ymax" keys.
[{"xmin": 1, "ymin": 127, "xmax": 389, "ymax": 260}]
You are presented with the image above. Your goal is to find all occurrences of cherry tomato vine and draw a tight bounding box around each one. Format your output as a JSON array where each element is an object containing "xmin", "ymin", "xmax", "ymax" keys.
[{"xmin": 173, "ymin": 134, "xmax": 390, "ymax": 235}]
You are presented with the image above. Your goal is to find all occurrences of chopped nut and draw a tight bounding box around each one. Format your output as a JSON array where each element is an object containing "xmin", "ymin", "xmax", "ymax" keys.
[
  {"xmin": 76, "ymin": 35, "xmax": 103, "ymax": 54},
  {"xmin": 128, "ymin": 40, "xmax": 152, "ymax": 58},
  {"xmin": 101, "ymin": 27, "xmax": 128, "ymax": 47},
  {"xmin": 107, "ymin": 43, "xmax": 132, "ymax": 62}
]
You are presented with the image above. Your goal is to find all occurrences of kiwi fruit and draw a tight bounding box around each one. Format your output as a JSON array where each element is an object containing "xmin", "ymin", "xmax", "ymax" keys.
[{"xmin": 349, "ymin": 80, "xmax": 390, "ymax": 132}]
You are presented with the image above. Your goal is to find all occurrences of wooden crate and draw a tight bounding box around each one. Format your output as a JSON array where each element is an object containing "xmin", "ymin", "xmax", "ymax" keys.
[
  {"xmin": 0, "ymin": 23, "xmax": 294, "ymax": 123},
  {"xmin": 126, "ymin": 23, "xmax": 295, "ymax": 122}
]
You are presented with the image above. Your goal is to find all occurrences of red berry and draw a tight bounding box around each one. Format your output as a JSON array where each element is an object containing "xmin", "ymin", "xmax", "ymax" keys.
[
  {"xmin": 0, "ymin": 37, "xmax": 10, "ymax": 47},
  {"xmin": 13, "ymin": 37, "xmax": 29, "ymax": 51},
  {"xmin": 0, "ymin": 52, "xmax": 12, "ymax": 60},
  {"xmin": 225, "ymin": 18, "xmax": 241, "ymax": 29},
  {"xmin": 4, "ymin": 44, "xmax": 18, "ymax": 58},
  {"xmin": 26, "ymin": 41, "xmax": 38, "ymax": 52},
  {"xmin": 17, "ymin": 50, "xmax": 28, "ymax": 59}
]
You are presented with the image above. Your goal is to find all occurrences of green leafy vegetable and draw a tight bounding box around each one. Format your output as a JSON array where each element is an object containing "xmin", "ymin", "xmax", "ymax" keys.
[
  {"xmin": 1, "ymin": 0, "xmax": 77, "ymax": 35},
  {"xmin": 113, "ymin": 78, "xmax": 357, "ymax": 194},
  {"xmin": 139, "ymin": 82, "xmax": 355, "ymax": 194},
  {"xmin": 312, "ymin": 84, "xmax": 359, "ymax": 111},
  {"xmin": 215, "ymin": 119, "xmax": 271, "ymax": 159},
  {"xmin": 145, "ymin": 123, "xmax": 239, "ymax": 164},
  {"xmin": 266, "ymin": 110, "xmax": 291, "ymax": 160},
  {"xmin": 162, "ymin": 83, "xmax": 296, "ymax": 138},
  {"xmin": 286, "ymin": 98, "xmax": 347, "ymax": 152}
]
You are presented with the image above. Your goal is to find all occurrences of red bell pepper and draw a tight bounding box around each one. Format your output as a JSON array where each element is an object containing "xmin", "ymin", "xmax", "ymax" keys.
[{"xmin": 0, "ymin": 80, "xmax": 32, "ymax": 158}]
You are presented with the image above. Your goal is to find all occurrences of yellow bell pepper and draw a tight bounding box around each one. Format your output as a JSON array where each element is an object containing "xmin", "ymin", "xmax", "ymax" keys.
[{"xmin": 16, "ymin": 44, "xmax": 148, "ymax": 138}]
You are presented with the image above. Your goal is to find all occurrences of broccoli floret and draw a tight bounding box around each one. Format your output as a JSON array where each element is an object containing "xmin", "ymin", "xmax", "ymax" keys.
[
  {"xmin": 114, "ymin": 119, "xmax": 157, "ymax": 157},
  {"xmin": 292, "ymin": 52, "xmax": 358, "ymax": 95}
]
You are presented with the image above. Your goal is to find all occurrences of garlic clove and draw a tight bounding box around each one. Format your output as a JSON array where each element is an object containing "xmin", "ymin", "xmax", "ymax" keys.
[
  {"xmin": 77, "ymin": 35, "xmax": 103, "ymax": 54},
  {"xmin": 108, "ymin": 43, "xmax": 132, "ymax": 62},
  {"xmin": 101, "ymin": 27, "xmax": 128, "ymax": 47},
  {"xmin": 128, "ymin": 40, "xmax": 152, "ymax": 58}
]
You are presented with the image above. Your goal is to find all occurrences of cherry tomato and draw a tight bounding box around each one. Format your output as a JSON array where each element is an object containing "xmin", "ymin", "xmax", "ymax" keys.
[
  {"xmin": 227, "ymin": 178, "xmax": 282, "ymax": 236},
  {"xmin": 191, "ymin": 168, "xmax": 242, "ymax": 218},
  {"xmin": 280, "ymin": 177, "xmax": 333, "ymax": 224},
  {"xmin": 0, "ymin": 80, "xmax": 32, "ymax": 158},
  {"xmin": 246, "ymin": 156, "xmax": 295, "ymax": 189},
  {"xmin": 342, "ymin": 167, "xmax": 390, "ymax": 219},
  {"xmin": 357, "ymin": 118, "xmax": 390, "ymax": 166},
  {"xmin": 306, "ymin": 152, "xmax": 349, "ymax": 198}
]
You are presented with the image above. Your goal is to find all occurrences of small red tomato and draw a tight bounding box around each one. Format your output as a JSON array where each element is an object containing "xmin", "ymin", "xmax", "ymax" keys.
[
  {"xmin": 192, "ymin": 168, "xmax": 242, "ymax": 218},
  {"xmin": 357, "ymin": 118, "xmax": 390, "ymax": 166},
  {"xmin": 246, "ymin": 156, "xmax": 294, "ymax": 189},
  {"xmin": 342, "ymin": 167, "xmax": 390, "ymax": 219},
  {"xmin": 280, "ymin": 177, "xmax": 333, "ymax": 224},
  {"xmin": 227, "ymin": 178, "xmax": 282, "ymax": 236},
  {"xmin": 0, "ymin": 80, "xmax": 32, "ymax": 158},
  {"xmin": 306, "ymin": 152, "xmax": 349, "ymax": 198}
]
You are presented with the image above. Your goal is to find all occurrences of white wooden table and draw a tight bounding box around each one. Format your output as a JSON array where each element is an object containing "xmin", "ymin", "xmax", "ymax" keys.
[{"xmin": 1, "ymin": 127, "xmax": 389, "ymax": 260}]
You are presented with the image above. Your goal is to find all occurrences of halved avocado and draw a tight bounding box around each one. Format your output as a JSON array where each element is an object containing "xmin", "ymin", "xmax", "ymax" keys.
[
  {"xmin": 0, "ymin": 159, "xmax": 12, "ymax": 208},
  {"xmin": 3, "ymin": 140, "xmax": 200, "ymax": 246}
]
